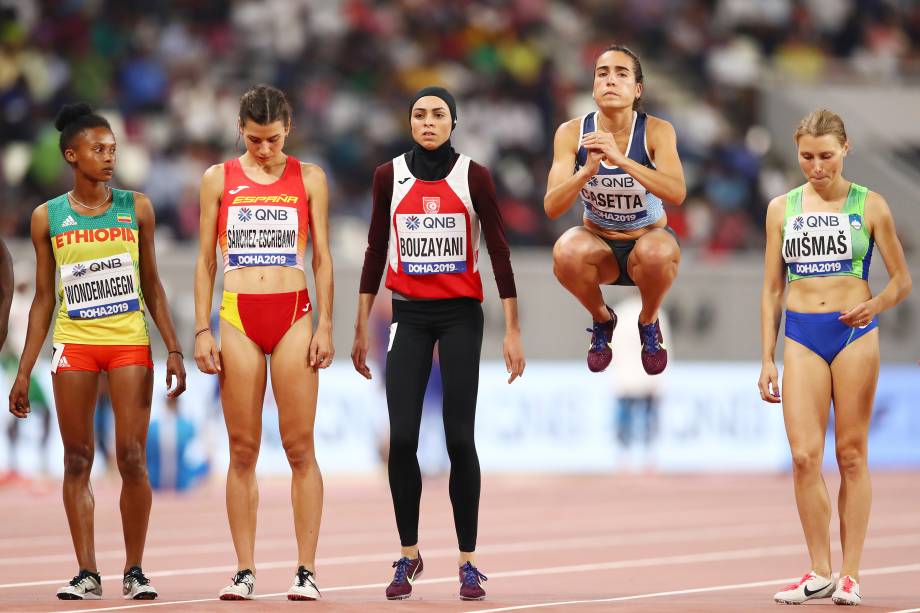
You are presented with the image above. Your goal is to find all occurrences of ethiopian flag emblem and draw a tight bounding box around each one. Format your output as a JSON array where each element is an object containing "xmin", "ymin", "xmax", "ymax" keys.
[{"xmin": 117, "ymin": 214, "xmax": 132, "ymax": 224}]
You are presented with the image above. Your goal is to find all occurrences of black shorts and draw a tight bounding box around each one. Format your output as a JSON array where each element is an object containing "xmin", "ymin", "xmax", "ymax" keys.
[{"xmin": 599, "ymin": 225, "xmax": 679, "ymax": 286}]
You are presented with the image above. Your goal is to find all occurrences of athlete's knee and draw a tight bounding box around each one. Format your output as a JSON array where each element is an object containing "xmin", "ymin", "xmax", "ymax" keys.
[
  {"xmin": 116, "ymin": 441, "xmax": 148, "ymax": 482},
  {"xmin": 633, "ymin": 238, "xmax": 678, "ymax": 272},
  {"xmin": 228, "ymin": 435, "xmax": 260, "ymax": 472},
  {"xmin": 445, "ymin": 429, "xmax": 477, "ymax": 461},
  {"xmin": 835, "ymin": 439, "xmax": 867, "ymax": 476},
  {"xmin": 791, "ymin": 448, "xmax": 822, "ymax": 475},
  {"xmin": 389, "ymin": 429, "xmax": 419, "ymax": 459},
  {"xmin": 552, "ymin": 233, "xmax": 589, "ymax": 277},
  {"xmin": 282, "ymin": 434, "xmax": 316, "ymax": 472},
  {"xmin": 63, "ymin": 445, "xmax": 93, "ymax": 479}
]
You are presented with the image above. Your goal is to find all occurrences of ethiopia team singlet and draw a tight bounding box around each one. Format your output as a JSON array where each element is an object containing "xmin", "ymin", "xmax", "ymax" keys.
[
  {"xmin": 48, "ymin": 189, "xmax": 149, "ymax": 345},
  {"xmin": 385, "ymin": 154, "xmax": 484, "ymax": 301},
  {"xmin": 218, "ymin": 156, "xmax": 310, "ymax": 273},
  {"xmin": 574, "ymin": 111, "xmax": 664, "ymax": 231}
]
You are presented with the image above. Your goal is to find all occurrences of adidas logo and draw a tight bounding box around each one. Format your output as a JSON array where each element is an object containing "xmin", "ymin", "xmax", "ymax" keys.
[
  {"xmin": 62, "ymin": 215, "xmax": 77, "ymax": 228},
  {"xmin": 58, "ymin": 356, "xmax": 70, "ymax": 368}
]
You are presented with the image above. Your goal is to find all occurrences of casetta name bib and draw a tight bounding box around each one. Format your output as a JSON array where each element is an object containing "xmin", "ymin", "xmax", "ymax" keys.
[{"xmin": 386, "ymin": 154, "xmax": 484, "ymax": 301}]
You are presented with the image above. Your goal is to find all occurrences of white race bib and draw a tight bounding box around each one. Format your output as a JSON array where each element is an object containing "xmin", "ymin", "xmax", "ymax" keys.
[
  {"xmin": 783, "ymin": 213, "xmax": 853, "ymax": 276},
  {"xmin": 396, "ymin": 213, "xmax": 467, "ymax": 275},
  {"xmin": 581, "ymin": 174, "xmax": 649, "ymax": 224},
  {"xmin": 226, "ymin": 205, "xmax": 299, "ymax": 267},
  {"xmin": 60, "ymin": 252, "xmax": 140, "ymax": 319}
]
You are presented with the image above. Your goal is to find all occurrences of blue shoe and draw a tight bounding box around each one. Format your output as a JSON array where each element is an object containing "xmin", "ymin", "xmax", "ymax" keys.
[{"xmin": 586, "ymin": 306, "xmax": 617, "ymax": 372}]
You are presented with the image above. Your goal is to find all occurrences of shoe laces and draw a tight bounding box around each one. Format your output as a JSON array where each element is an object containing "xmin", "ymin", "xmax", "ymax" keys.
[
  {"xmin": 782, "ymin": 572, "xmax": 814, "ymax": 591},
  {"xmin": 639, "ymin": 321, "xmax": 661, "ymax": 353},
  {"xmin": 231, "ymin": 569, "xmax": 252, "ymax": 586},
  {"xmin": 70, "ymin": 570, "xmax": 99, "ymax": 587},
  {"xmin": 392, "ymin": 557, "xmax": 413, "ymax": 584},
  {"xmin": 124, "ymin": 567, "xmax": 150, "ymax": 586},
  {"xmin": 295, "ymin": 566, "xmax": 315, "ymax": 588},
  {"xmin": 460, "ymin": 562, "xmax": 488, "ymax": 587},
  {"xmin": 841, "ymin": 576, "xmax": 855, "ymax": 593},
  {"xmin": 586, "ymin": 320, "xmax": 612, "ymax": 353}
]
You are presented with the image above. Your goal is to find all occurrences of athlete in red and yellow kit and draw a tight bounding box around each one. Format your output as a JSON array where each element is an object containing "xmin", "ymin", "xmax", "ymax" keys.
[
  {"xmin": 194, "ymin": 84, "xmax": 333, "ymax": 601},
  {"xmin": 8, "ymin": 103, "xmax": 186, "ymax": 600}
]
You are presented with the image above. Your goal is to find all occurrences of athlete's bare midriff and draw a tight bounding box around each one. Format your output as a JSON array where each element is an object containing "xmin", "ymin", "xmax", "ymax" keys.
[
  {"xmin": 223, "ymin": 265, "xmax": 307, "ymax": 294},
  {"xmin": 583, "ymin": 214, "xmax": 669, "ymax": 241},
  {"xmin": 787, "ymin": 276, "xmax": 872, "ymax": 313}
]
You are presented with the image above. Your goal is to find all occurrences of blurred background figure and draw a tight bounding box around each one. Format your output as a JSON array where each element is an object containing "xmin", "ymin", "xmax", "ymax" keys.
[
  {"xmin": 609, "ymin": 294, "xmax": 669, "ymax": 472},
  {"xmin": 1, "ymin": 263, "xmax": 52, "ymax": 484},
  {"xmin": 146, "ymin": 395, "xmax": 209, "ymax": 492}
]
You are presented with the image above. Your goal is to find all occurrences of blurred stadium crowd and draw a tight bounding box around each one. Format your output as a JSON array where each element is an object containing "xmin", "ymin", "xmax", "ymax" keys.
[{"xmin": 1, "ymin": 0, "xmax": 918, "ymax": 253}]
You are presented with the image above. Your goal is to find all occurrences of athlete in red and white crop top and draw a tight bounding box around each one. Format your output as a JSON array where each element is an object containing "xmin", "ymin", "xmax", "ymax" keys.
[{"xmin": 217, "ymin": 155, "xmax": 310, "ymax": 273}]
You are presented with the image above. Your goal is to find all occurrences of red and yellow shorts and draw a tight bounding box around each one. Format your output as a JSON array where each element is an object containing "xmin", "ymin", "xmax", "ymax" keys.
[
  {"xmin": 51, "ymin": 343, "xmax": 153, "ymax": 374},
  {"xmin": 219, "ymin": 289, "xmax": 311, "ymax": 354}
]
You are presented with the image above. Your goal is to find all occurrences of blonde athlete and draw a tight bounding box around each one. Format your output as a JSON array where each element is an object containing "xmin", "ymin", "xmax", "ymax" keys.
[{"xmin": 761, "ymin": 110, "xmax": 911, "ymax": 606}]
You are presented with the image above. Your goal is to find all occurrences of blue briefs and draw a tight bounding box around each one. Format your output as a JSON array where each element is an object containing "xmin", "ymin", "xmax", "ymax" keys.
[{"xmin": 784, "ymin": 310, "xmax": 878, "ymax": 364}]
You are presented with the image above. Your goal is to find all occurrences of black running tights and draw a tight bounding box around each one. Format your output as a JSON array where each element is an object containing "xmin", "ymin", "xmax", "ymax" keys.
[{"xmin": 385, "ymin": 297, "xmax": 484, "ymax": 553}]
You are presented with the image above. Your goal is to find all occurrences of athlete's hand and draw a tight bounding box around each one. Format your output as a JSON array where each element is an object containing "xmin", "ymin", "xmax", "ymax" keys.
[
  {"xmin": 503, "ymin": 330, "xmax": 526, "ymax": 384},
  {"xmin": 583, "ymin": 149, "xmax": 604, "ymax": 177},
  {"xmin": 166, "ymin": 352, "xmax": 187, "ymax": 398},
  {"xmin": 758, "ymin": 361, "xmax": 781, "ymax": 403},
  {"xmin": 8, "ymin": 373, "xmax": 31, "ymax": 418},
  {"xmin": 838, "ymin": 299, "xmax": 879, "ymax": 328},
  {"xmin": 194, "ymin": 330, "xmax": 221, "ymax": 375},
  {"xmin": 581, "ymin": 130, "xmax": 626, "ymax": 167},
  {"xmin": 351, "ymin": 328, "xmax": 372, "ymax": 379},
  {"xmin": 310, "ymin": 325, "xmax": 334, "ymax": 369}
]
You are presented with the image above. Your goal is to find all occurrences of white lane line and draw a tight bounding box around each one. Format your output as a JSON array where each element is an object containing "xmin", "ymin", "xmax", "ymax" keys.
[
  {"xmin": 37, "ymin": 536, "xmax": 920, "ymax": 611},
  {"xmin": 467, "ymin": 563, "xmax": 920, "ymax": 613},
  {"xmin": 11, "ymin": 530, "xmax": 920, "ymax": 590},
  {"xmin": 11, "ymin": 510, "xmax": 920, "ymax": 569},
  {"xmin": 8, "ymin": 519, "xmax": 913, "ymax": 589}
]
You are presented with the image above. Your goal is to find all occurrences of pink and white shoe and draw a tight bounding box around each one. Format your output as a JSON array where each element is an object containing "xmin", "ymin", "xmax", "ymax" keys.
[
  {"xmin": 773, "ymin": 571, "xmax": 834, "ymax": 604},
  {"xmin": 832, "ymin": 575, "xmax": 861, "ymax": 606}
]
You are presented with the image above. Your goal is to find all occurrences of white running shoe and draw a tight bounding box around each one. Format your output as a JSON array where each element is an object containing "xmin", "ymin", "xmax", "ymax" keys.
[
  {"xmin": 122, "ymin": 566, "xmax": 157, "ymax": 600},
  {"xmin": 287, "ymin": 566, "xmax": 321, "ymax": 601},
  {"xmin": 832, "ymin": 575, "xmax": 862, "ymax": 606},
  {"xmin": 57, "ymin": 570, "xmax": 102, "ymax": 600},
  {"xmin": 774, "ymin": 570, "xmax": 835, "ymax": 604},
  {"xmin": 219, "ymin": 569, "xmax": 255, "ymax": 600}
]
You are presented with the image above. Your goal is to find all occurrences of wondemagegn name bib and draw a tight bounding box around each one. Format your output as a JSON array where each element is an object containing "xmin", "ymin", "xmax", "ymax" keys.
[{"xmin": 60, "ymin": 252, "xmax": 140, "ymax": 319}]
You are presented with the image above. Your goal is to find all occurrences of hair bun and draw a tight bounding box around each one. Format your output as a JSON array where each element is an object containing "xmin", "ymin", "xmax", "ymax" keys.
[{"xmin": 54, "ymin": 103, "xmax": 95, "ymax": 132}]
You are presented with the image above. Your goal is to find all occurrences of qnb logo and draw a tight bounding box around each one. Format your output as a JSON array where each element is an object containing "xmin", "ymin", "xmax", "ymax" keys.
[
  {"xmin": 238, "ymin": 207, "xmax": 253, "ymax": 222},
  {"xmin": 793, "ymin": 216, "xmax": 805, "ymax": 231},
  {"xmin": 587, "ymin": 176, "xmax": 599, "ymax": 188},
  {"xmin": 72, "ymin": 264, "xmax": 87, "ymax": 278},
  {"xmin": 405, "ymin": 215, "xmax": 420, "ymax": 230}
]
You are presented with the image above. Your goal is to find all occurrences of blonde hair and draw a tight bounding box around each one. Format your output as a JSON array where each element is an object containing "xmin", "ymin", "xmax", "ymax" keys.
[{"xmin": 793, "ymin": 109, "xmax": 848, "ymax": 147}]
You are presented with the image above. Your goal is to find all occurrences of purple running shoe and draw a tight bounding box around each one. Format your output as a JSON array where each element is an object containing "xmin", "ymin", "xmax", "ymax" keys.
[
  {"xmin": 586, "ymin": 306, "xmax": 617, "ymax": 372},
  {"xmin": 385, "ymin": 554, "xmax": 423, "ymax": 600},
  {"xmin": 458, "ymin": 562, "xmax": 488, "ymax": 601},
  {"xmin": 638, "ymin": 319, "xmax": 668, "ymax": 375}
]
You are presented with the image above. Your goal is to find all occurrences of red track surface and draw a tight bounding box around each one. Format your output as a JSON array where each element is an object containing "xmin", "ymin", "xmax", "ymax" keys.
[{"xmin": 1, "ymin": 472, "xmax": 918, "ymax": 612}]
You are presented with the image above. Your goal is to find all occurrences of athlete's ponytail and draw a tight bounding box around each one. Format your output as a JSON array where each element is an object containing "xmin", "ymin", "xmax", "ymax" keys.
[{"xmin": 54, "ymin": 103, "xmax": 111, "ymax": 156}]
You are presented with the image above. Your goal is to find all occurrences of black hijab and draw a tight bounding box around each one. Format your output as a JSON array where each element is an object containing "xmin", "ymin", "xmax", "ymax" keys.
[{"xmin": 405, "ymin": 86, "xmax": 458, "ymax": 181}]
